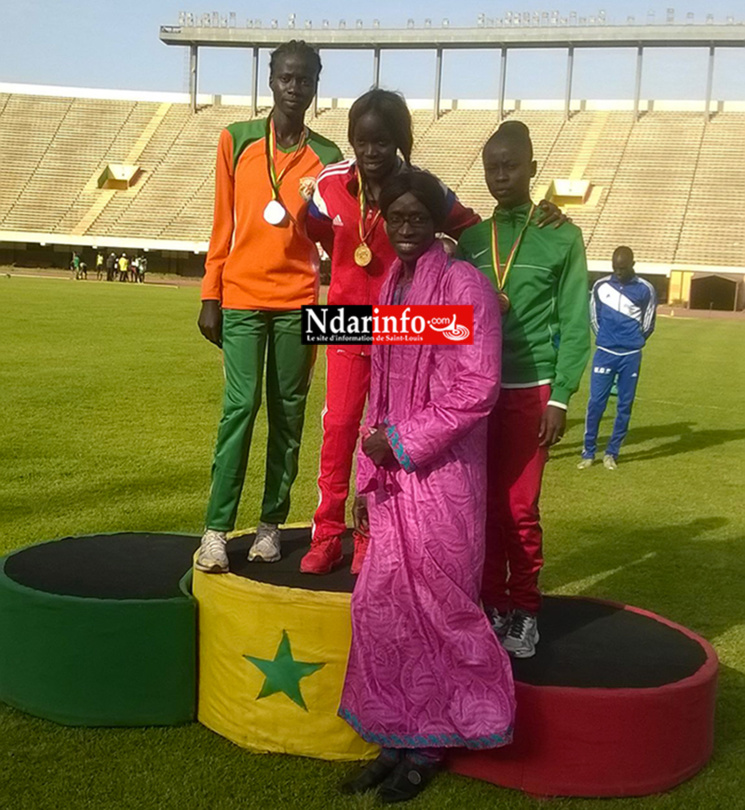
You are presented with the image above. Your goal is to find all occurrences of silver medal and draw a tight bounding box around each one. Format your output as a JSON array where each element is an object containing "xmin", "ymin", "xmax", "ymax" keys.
[{"xmin": 263, "ymin": 199, "xmax": 287, "ymax": 226}]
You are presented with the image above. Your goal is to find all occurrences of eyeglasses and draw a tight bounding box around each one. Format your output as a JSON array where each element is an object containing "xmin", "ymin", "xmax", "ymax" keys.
[{"xmin": 386, "ymin": 212, "xmax": 432, "ymax": 229}]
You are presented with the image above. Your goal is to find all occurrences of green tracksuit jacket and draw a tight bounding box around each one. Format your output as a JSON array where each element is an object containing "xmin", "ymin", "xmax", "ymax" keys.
[{"xmin": 458, "ymin": 201, "xmax": 591, "ymax": 407}]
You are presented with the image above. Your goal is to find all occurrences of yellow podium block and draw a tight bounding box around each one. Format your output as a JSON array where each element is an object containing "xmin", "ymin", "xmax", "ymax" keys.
[{"xmin": 193, "ymin": 529, "xmax": 378, "ymax": 761}]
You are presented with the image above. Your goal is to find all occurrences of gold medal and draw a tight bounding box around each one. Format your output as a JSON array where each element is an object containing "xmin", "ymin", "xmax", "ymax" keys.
[
  {"xmin": 354, "ymin": 243, "xmax": 372, "ymax": 267},
  {"xmin": 497, "ymin": 291, "xmax": 511, "ymax": 314},
  {"xmin": 355, "ymin": 167, "xmax": 382, "ymax": 269}
]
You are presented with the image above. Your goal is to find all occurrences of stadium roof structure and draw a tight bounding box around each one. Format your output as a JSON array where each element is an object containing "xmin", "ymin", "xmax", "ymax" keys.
[{"xmin": 160, "ymin": 21, "xmax": 745, "ymax": 116}]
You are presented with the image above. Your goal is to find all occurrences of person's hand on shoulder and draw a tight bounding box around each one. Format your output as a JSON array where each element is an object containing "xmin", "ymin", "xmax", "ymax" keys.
[
  {"xmin": 438, "ymin": 235, "xmax": 458, "ymax": 256},
  {"xmin": 536, "ymin": 199, "xmax": 571, "ymax": 229}
]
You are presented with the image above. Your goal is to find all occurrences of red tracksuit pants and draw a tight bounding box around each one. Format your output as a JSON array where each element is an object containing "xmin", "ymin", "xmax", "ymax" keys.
[
  {"xmin": 312, "ymin": 347, "xmax": 370, "ymax": 541},
  {"xmin": 481, "ymin": 385, "xmax": 550, "ymax": 615}
]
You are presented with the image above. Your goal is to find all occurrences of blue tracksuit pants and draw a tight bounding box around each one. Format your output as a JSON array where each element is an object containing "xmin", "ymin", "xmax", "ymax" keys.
[{"xmin": 582, "ymin": 348, "xmax": 642, "ymax": 460}]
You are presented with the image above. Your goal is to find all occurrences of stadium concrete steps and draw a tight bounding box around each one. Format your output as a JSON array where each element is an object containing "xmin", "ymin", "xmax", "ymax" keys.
[
  {"xmin": 85, "ymin": 104, "xmax": 195, "ymax": 239},
  {"xmin": 675, "ymin": 113, "xmax": 745, "ymax": 267},
  {"xmin": 156, "ymin": 106, "xmax": 273, "ymax": 242},
  {"xmin": 2, "ymin": 94, "xmax": 745, "ymax": 270},
  {"xmin": 412, "ymin": 109, "xmax": 504, "ymax": 194},
  {"xmin": 589, "ymin": 113, "xmax": 706, "ymax": 262},
  {"xmin": 306, "ymin": 108, "xmax": 352, "ymax": 160},
  {"xmin": 0, "ymin": 95, "xmax": 75, "ymax": 227},
  {"xmin": 0, "ymin": 98, "xmax": 145, "ymax": 234},
  {"xmin": 64, "ymin": 102, "xmax": 172, "ymax": 236}
]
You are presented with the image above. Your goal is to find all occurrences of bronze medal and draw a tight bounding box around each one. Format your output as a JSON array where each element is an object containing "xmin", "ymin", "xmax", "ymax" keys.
[
  {"xmin": 354, "ymin": 243, "xmax": 372, "ymax": 267},
  {"xmin": 497, "ymin": 291, "xmax": 511, "ymax": 314}
]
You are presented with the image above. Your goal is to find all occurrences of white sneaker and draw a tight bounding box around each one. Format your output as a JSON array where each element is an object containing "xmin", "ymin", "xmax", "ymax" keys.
[
  {"xmin": 577, "ymin": 457, "xmax": 594, "ymax": 470},
  {"xmin": 488, "ymin": 608, "xmax": 512, "ymax": 639},
  {"xmin": 502, "ymin": 610, "xmax": 539, "ymax": 658},
  {"xmin": 603, "ymin": 454, "xmax": 618, "ymax": 470},
  {"xmin": 195, "ymin": 529, "xmax": 229, "ymax": 573},
  {"xmin": 248, "ymin": 522, "xmax": 281, "ymax": 562}
]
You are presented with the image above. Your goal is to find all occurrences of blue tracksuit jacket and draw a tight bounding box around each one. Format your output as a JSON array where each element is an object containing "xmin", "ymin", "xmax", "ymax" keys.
[{"xmin": 590, "ymin": 274, "xmax": 657, "ymax": 352}]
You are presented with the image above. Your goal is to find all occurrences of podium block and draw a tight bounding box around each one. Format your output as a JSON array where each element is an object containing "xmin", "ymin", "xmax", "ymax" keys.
[
  {"xmin": 194, "ymin": 528, "xmax": 377, "ymax": 761},
  {"xmin": 0, "ymin": 533, "xmax": 198, "ymax": 726}
]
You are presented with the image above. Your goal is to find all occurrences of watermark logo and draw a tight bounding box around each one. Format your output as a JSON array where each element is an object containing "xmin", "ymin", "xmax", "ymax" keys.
[
  {"xmin": 301, "ymin": 305, "xmax": 474, "ymax": 345},
  {"xmin": 427, "ymin": 313, "xmax": 471, "ymax": 342}
]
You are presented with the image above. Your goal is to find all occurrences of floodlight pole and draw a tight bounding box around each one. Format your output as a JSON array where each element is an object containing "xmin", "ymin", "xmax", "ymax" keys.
[
  {"xmin": 434, "ymin": 47, "xmax": 443, "ymax": 119},
  {"xmin": 634, "ymin": 45, "xmax": 644, "ymax": 120},
  {"xmin": 251, "ymin": 47, "xmax": 259, "ymax": 117},
  {"xmin": 373, "ymin": 47, "xmax": 381, "ymax": 88},
  {"xmin": 705, "ymin": 44, "xmax": 715, "ymax": 120},
  {"xmin": 498, "ymin": 47, "xmax": 507, "ymax": 119},
  {"xmin": 565, "ymin": 46, "xmax": 574, "ymax": 120},
  {"xmin": 189, "ymin": 45, "xmax": 199, "ymax": 113}
]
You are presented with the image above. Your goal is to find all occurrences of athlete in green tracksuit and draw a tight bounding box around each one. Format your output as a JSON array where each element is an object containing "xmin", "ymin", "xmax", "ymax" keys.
[
  {"xmin": 458, "ymin": 120, "xmax": 591, "ymax": 658},
  {"xmin": 458, "ymin": 201, "xmax": 590, "ymax": 405}
]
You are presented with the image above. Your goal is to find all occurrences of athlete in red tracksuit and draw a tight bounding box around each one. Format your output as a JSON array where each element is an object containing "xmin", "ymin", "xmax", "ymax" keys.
[{"xmin": 302, "ymin": 89, "xmax": 479, "ymax": 575}]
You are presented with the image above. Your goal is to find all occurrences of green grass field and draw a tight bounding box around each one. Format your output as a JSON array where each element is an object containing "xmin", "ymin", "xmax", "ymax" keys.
[{"xmin": 1, "ymin": 276, "xmax": 744, "ymax": 810}]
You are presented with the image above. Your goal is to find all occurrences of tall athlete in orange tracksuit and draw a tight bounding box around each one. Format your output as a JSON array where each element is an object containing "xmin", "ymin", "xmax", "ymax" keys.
[{"xmin": 195, "ymin": 41, "xmax": 343, "ymax": 574}]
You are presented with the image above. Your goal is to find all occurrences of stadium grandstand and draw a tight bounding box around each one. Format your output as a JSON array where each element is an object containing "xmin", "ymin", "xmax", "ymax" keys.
[{"xmin": 2, "ymin": 18, "xmax": 744, "ymax": 310}]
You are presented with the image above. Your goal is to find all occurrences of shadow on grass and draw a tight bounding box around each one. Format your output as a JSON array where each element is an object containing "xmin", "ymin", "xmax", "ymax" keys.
[
  {"xmin": 551, "ymin": 421, "xmax": 745, "ymax": 462},
  {"xmin": 1, "ymin": 467, "xmax": 209, "ymax": 541},
  {"xmin": 713, "ymin": 664, "xmax": 745, "ymax": 760},
  {"xmin": 546, "ymin": 516, "xmax": 744, "ymax": 642}
]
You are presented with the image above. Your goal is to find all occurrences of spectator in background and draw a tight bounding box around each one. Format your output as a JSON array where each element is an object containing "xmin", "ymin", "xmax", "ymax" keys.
[
  {"xmin": 96, "ymin": 252, "xmax": 105, "ymax": 280},
  {"xmin": 138, "ymin": 255, "xmax": 148, "ymax": 283},
  {"xmin": 70, "ymin": 251, "xmax": 80, "ymax": 279},
  {"xmin": 118, "ymin": 253, "xmax": 129, "ymax": 282},
  {"xmin": 106, "ymin": 252, "xmax": 117, "ymax": 282},
  {"xmin": 578, "ymin": 246, "xmax": 657, "ymax": 471}
]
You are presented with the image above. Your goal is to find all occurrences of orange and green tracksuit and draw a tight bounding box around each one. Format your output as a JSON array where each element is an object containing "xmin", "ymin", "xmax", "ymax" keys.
[{"xmin": 202, "ymin": 119, "xmax": 342, "ymax": 532}]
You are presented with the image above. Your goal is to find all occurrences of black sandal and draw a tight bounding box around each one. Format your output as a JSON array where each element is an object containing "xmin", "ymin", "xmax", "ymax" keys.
[
  {"xmin": 378, "ymin": 756, "xmax": 440, "ymax": 803},
  {"xmin": 340, "ymin": 750, "xmax": 402, "ymax": 795}
]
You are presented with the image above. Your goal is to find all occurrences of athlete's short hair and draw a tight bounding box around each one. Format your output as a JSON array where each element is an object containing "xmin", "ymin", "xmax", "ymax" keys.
[
  {"xmin": 484, "ymin": 119, "xmax": 534, "ymax": 161},
  {"xmin": 379, "ymin": 170, "xmax": 448, "ymax": 231},
  {"xmin": 348, "ymin": 89, "xmax": 413, "ymax": 165},
  {"xmin": 269, "ymin": 40, "xmax": 322, "ymax": 79},
  {"xmin": 613, "ymin": 245, "xmax": 635, "ymax": 263}
]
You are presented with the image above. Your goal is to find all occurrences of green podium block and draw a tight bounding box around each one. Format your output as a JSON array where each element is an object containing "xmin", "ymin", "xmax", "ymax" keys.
[{"xmin": 0, "ymin": 533, "xmax": 198, "ymax": 726}]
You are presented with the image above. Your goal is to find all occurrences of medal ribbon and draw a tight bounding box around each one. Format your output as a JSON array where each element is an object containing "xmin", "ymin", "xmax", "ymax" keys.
[
  {"xmin": 357, "ymin": 167, "xmax": 382, "ymax": 246},
  {"xmin": 266, "ymin": 113, "xmax": 308, "ymax": 201},
  {"xmin": 490, "ymin": 203, "xmax": 535, "ymax": 292}
]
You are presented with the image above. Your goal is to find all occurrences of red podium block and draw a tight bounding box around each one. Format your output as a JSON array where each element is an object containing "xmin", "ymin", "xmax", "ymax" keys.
[{"xmin": 449, "ymin": 597, "xmax": 717, "ymax": 797}]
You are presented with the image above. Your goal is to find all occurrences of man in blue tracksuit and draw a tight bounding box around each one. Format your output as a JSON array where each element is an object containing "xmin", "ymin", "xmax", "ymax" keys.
[{"xmin": 578, "ymin": 246, "xmax": 657, "ymax": 470}]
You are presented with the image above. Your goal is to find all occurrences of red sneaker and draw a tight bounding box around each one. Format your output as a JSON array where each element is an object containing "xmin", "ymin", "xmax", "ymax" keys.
[
  {"xmin": 300, "ymin": 536, "xmax": 343, "ymax": 575},
  {"xmin": 351, "ymin": 531, "xmax": 370, "ymax": 575}
]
